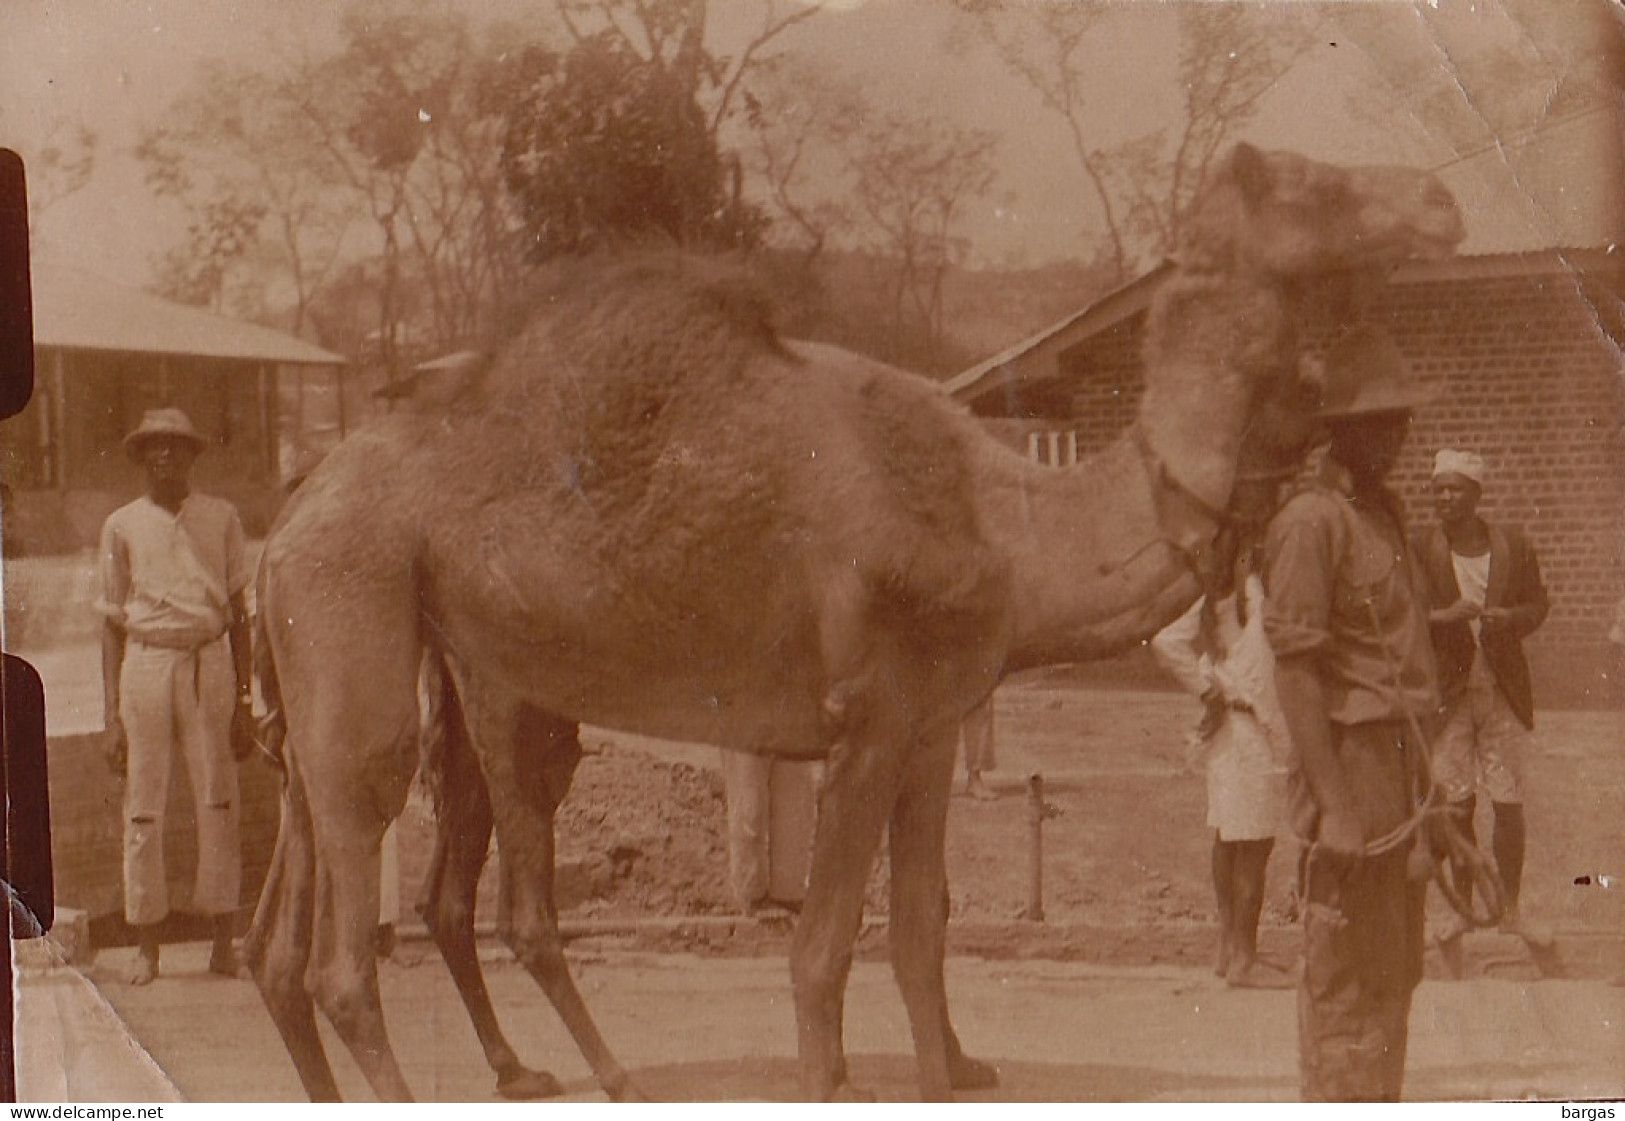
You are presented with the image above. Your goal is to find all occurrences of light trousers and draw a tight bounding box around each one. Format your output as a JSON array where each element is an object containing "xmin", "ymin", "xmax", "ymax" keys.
[
  {"xmin": 120, "ymin": 638, "xmax": 241, "ymax": 925},
  {"xmin": 721, "ymin": 751, "xmax": 817, "ymax": 908}
]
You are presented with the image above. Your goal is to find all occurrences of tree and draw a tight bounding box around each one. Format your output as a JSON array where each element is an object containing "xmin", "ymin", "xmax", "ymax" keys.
[
  {"xmin": 952, "ymin": 1, "xmax": 1316, "ymax": 278},
  {"xmin": 139, "ymin": 1, "xmax": 533, "ymax": 378},
  {"xmin": 500, "ymin": 32, "xmax": 748, "ymax": 258},
  {"xmin": 501, "ymin": 0, "xmax": 825, "ymax": 260},
  {"xmin": 24, "ymin": 118, "xmax": 98, "ymax": 230},
  {"xmin": 738, "ymin": 55, "xmax": 865, "ymax": 264},
  {"xmin": 286, "ymin": 4, "xmax": 469, "ymax": 381},
  {"xmin": 136, "ymin": 61, "xmax": 353, "ymax": 330},
  {"xmin": 1099, "ymin": 5, "xmax": 1318, "ymax": 259},
  {"xmin": 846, "ymin": 112, "xmax": 999, "ymax": 372},
  {"xmin": 949, "ymin": 2, "xmax": 1129, "ymax": 279},
  {"xmin": 150, "ymin": 194, "xmax": 267, "ymax": 311}
]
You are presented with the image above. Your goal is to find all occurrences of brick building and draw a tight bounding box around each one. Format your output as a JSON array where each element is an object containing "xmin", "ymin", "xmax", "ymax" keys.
[
  {"xmin": 946, "ymin": 248, "xmax": 1625, "ymax": 704},
  {"xmin": 948, "ymin": 112, "xmax": 1625, "ymax": 703}
]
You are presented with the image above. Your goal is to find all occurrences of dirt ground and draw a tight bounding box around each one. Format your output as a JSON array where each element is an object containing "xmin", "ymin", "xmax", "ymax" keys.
[
  {"xmin": 18, "ymin": 671, "xmax": 1625, "ymax": 1104},
  {"xmin": 382, "ymin": 667, "xmax": 1625, "ymax": 974}
]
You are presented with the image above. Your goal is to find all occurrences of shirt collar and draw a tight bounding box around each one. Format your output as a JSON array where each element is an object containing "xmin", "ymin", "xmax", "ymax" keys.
[
  {"xmin": 1317, "ymin": 456, "xmax": 1407, "ymax": 530},
  {"xmin": 139, "ymin": 492, "xmax": 193, "ymax": 518}
]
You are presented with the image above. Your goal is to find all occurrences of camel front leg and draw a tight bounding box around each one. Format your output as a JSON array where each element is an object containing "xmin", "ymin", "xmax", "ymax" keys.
[
  {"xmin": 888, "ymin": 725, "xmax": 998, "ymax": 1100},
  {"xmin": 418, "ymin": 696, "xmax": 563, "ymax": 1100},
  {"xmin": 792, "ymin": 734, "xmax": 902, "ymax": 1101},
  {"xmin": 463, "ymin": 687, "xmax": 644, "ymax": 1101}
]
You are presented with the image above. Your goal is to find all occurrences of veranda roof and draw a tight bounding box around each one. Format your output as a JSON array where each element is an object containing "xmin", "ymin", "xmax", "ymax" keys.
[{"xmin": 29, "ymin": 258, "xmax": 343, "ymax": 366}]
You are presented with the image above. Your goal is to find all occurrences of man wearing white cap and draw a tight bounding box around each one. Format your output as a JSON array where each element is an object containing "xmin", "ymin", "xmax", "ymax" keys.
[
  {"xmin": 97, "ymin": 408, "xmax": 256, "ymax": 985},
  {"xmin": 1414, "ymin": 448, "xmax": 1552, "ymax": 969}
]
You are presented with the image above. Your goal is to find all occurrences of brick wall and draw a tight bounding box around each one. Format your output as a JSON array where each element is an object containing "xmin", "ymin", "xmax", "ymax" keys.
[
  {"xmin": 999, "ymin": 261, "xmax": 1625, "ymax": 702},
  {"xmin": 1375, "ymin": 273, "xmax": 1625, "ymax": 660}
]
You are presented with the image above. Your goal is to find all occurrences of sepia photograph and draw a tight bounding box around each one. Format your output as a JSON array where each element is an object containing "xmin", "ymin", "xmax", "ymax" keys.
[{"xmin": 2, "ymin": 0, "xmax": 1622, "ymax": 1105}]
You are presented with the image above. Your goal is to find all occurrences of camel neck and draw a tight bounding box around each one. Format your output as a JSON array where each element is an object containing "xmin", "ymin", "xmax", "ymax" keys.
[
  {"xmin": 1134, "ymin": 271, "xmax": 1286, "ymax": 515},
  {"xmin": 971, "ymin": 435, "xmax": 1202, "ymax": 672}
]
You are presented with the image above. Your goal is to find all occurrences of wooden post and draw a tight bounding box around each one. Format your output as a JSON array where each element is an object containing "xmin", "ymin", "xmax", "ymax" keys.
[{"xmin": 1025, "ymin": 773, "xmax": 1045, "ymax": 922}]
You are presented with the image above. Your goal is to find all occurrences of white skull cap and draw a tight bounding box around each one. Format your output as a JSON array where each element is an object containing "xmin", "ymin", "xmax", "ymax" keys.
[{"xmin": 1432, "ymin": 449, "xmax": 1485, "ymax": 486}]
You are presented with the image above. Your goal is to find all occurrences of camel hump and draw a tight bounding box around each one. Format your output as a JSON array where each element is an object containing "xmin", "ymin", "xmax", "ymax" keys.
[{"xmin": 550, "ymin": 252, "xmax": 789, "ymax": 383}]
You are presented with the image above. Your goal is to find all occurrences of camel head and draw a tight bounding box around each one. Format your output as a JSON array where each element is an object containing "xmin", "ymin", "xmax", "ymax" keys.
[{"xmin": 1178, "ymin": 142, "xmax": 1465, "ymax": 278}]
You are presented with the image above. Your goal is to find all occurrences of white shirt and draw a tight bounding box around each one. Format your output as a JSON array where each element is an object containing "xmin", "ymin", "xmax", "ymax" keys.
[
  {"xmin": 97, "ymin": 493, "xmax": 250, "ymax": 647},
  {"xmin": 1451, "ymin": 549, "xmax": 1491, "ymax": 642}
]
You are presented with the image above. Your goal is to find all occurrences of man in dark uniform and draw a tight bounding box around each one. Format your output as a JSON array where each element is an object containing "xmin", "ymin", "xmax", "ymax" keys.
[{"xmin": 1263, "ymin": 326, "xmax": 1440, "ymax": 1101}]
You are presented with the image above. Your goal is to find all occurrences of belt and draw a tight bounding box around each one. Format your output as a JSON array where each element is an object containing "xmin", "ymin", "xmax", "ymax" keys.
[{"xmin": 128, "ymin": 628, "xmax": 228, "ymax": 652}]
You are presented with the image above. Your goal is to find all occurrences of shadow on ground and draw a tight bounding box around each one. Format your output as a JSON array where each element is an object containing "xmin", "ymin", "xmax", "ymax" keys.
[{"xmin": 587, "ymin": 1054, "xmax": 1294, "ymax": 1103}]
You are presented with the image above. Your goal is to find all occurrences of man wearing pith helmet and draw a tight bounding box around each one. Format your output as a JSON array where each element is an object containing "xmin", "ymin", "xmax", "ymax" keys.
[
  {"xmin": 1261, "ymin": 325, "xmax": 1441, "ymax": 1101},
  {"xmin": 96, "ymin": 407, "xmax": 255, "ymax": 985},
  {"xmin": 1414, "ymin": 448, "xmax": 1552, "ymax": 974}
]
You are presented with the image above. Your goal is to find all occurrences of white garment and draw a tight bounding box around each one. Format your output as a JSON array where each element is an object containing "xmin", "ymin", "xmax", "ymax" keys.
[
  {"xmin": 100, "ymin": 492, "xmax": 250, "ymax": 926},
  {"xmin": 119, "ymin": 639, "xmax": 241, "ymax": 923},
  {"xmin": 721, "ymin": 751, "xmax": 817, "ymax": 907},
  {"xmin": 1152, "ymin": 574, "xmax": 1289, "ymax": 841},
  {"xmin": 97, "ymin": 494, "xmax": 251, "ymax": 647},
  {"xmin": 1451, "ymin": 550, "xmax": 1491, "ymax": 642}
]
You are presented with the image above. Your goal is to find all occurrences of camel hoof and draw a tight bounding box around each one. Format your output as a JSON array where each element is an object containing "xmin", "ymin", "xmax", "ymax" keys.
[
  {"xmin": 609, "ymin": 1080, "xmax": 650, "ymax": 1103},
  {"xmin": 495, "ymin": 1066, "xmax": 564, "ymax": 1100},
  {"xmin": 949, "ymin": 1053, "xmax": 1000, "ymax": 1091}
]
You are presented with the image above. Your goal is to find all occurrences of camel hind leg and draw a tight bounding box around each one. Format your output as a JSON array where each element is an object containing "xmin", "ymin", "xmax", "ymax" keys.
[
  {"xmin": 282, "ymin": 634, "xmax": 422, "ymax": 1101},
  {"xmin": 243, "ymin": 761, "xmax": 341, "ymax": 1101},
  {"xmin": 303, "ymin": 761, "xmax": 415, "ymax": 1101},
  {"xmin": 451, "ymin": 669, "xmax": 643, "ymax": 1101},
  {"xmin": 417, "ymin": 665, "xmax": 564, "ymax": 1100}
]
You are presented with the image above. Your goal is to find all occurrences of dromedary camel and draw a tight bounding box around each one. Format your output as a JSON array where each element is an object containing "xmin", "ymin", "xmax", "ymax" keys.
[{"xmin": 244, "ymin": 142, "xmax": 1462, "ymax": 1102}]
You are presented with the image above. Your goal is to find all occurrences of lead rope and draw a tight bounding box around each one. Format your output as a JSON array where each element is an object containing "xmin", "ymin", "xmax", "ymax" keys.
[{"xmin": 1299, "ymin": 594, "xmax": 1505, "ymax": 928}]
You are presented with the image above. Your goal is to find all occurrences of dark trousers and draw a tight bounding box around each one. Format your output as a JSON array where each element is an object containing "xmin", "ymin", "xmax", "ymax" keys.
[{"xmin": 1297, "ymin": 720, "xmax": 1428, "ymax": 1102}]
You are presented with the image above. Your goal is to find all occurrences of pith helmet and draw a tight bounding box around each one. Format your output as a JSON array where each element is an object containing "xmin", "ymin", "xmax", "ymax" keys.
[
  {"xmin": 1317, "ymin": 325, "xmax": 1432, "ymax": 419},
  {"xmin": 123, "ymin": 408, "xmax": 206, "ymax": 460}
]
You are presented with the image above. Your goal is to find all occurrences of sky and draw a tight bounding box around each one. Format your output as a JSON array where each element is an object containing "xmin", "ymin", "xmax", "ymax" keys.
[{"xmin": 0, "ymin": 0, "xmax": 1617, "ymax": 288}]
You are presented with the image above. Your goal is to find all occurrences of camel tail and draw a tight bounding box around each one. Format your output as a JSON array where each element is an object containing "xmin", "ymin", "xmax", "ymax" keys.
[
  {"xmin": 253, "ymin": 563, "xmax": 289, "ymax": 772},
  {"xmin": 414, "ymin": 643, "xmax": 456, "ymax": 821}
]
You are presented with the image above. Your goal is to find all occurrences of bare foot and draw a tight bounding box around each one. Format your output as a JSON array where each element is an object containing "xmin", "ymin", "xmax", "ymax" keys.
[
  {"xmin": 208, "ymin": 942, "xmax": 241, "ymax": 978},
  {"xmin": 1434, "ymin": 913, "xmax": 1468, "ymax": 980},
  {"xmin": 1500, "ymin": 908, "xmax": 1555, "ymax": 949},
  {"xmin": 1225, "ymin": 958, "xmax": 1296, "ymax": 990},
  {"xmin": 129, "ymin": 952, "xmax": 158, "ymax": 986},
  {"xmin": 966, "ymin": 775, "xmax": 999, "ymax": 802},
  {"xmin": 949, "ymin": 1051, "xmax": 1000, "ymax": 1090}
]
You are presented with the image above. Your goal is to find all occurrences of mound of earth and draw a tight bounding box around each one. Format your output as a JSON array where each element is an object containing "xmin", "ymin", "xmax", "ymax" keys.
[{"xmin": 556, "ymin": 741, "xmax": 735, "ymax": 918}]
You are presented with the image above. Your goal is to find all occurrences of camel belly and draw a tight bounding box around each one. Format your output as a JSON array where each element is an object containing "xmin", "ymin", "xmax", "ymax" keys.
[{"xmin": 428, "ymin": 571, "xmax": 834, "ymax": 755}]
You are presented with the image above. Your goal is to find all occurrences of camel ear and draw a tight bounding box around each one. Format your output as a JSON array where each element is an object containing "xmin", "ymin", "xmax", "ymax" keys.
[{"xmin": 1231, "ymin": 142, "xmax": 1271, "ymax": 204}]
